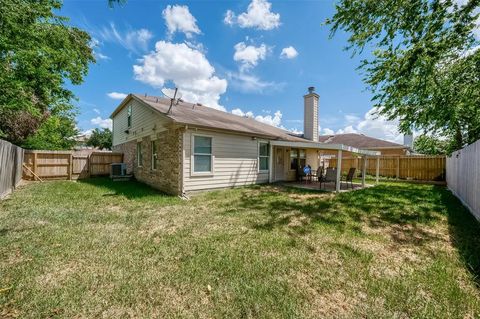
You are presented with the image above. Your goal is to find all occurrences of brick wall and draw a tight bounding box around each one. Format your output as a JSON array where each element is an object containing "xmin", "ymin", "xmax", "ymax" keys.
[{"xmin": 113, "ymin": 128, "xmax": 183, "ymax": 195}]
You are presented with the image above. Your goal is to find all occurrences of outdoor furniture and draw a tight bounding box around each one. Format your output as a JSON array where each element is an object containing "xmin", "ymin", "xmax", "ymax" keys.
[
  {"xmin": 320, "ymin": 167, "xmax": 337, "ymax": 190},
  {"xmin": 315, "ymin": 166, "xmax": 324, "ymax": 182},
  {"xmin": 341, "ymin": 167, "xmax": 356, "ymax": 189},
  {"xmin": 297, "ymin": 166, "xmax": 306, "ymax": 182}
]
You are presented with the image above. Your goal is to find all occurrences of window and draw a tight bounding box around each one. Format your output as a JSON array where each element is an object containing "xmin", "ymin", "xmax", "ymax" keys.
[
  {"xmin": 137, "ymin": 142, "xmax": 143, "ymax": 167},
  {"xmin": 193, "ymin": 135, "xmax": 212, "ymax": 173},
  {"xmin": 127, "ymin": 105, "xmax": 132, "ymax": 128},
  {"xmin": 299, "ymin": 149, "xmax": 306, "ymax": 168},
  {"xmin": 290, "ymin": 149, "xmax": 298, "ymax": 170},
  {"xmin": 290, "ymin": 148, "xmax": 306, "ymax": 170},
  {"xmin": 151, "ymin": 140, "xmax": 158, "ymax": 170},
  {"xmin": 258, "ymin": 142, "xmax": 269, "ymax": 171}
]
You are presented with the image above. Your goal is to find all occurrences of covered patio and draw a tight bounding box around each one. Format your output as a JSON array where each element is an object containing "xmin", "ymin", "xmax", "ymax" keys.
[{"xmin": 267, "ymin": 140, "xmax": 381, "ymax": 193}]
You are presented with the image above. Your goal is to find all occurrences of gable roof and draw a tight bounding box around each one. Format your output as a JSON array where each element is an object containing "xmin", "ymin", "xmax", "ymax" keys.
[
  {"xmin": 112, "ymin": 94, "xmax": 309, "ymax": 143},
  {"xmin": 318, "ymin": 133, "xmax": 407, "ymax": 149}
]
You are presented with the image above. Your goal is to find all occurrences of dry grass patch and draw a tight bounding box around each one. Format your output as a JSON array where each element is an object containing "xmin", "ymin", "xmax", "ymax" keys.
[{"xmin": 0, "ymin": 179, "xmax": 479, "ymax": 318}]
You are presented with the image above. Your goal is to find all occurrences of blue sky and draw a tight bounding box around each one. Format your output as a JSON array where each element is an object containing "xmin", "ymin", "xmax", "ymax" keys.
[{"xmin": 62, "ymin": 0, "xmax": 403, "ymax": 143}]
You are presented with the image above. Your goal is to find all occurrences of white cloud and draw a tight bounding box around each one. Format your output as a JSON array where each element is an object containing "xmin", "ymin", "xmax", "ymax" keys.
[
  {"xmin": 322, "ymin": 128, "xmax": 335, "ymax": 135},
  {"xmin": 225, "ymin": 0, "xmax": 281, "ymax": 30},
  {"xmin": 91, "ymin": 117, "xmax": 113, "ymax": 130},
  {"xmin": 280, "ymin": 46, "xmax": 298, "ymax": 59},
  {"xmin": 133, "ymin": 41, "xmax": 227, "ymax": 110},
  {"xmin": 227, "ymin": 71, "xmax": 281, "ymax": 93},
  {"xmin": 107, "ymin": 92, "xmax": 128, "ymax": 100},
  {"xmin": 90, "ymin": 38, "xmax": 110, "ymax": 61},
  {"xmin": 234, "ymin": 42, "xmax": 268, "ymax": 70},
  {"xmin": 322, "ymin": 108, "xmax": 402, "ymax": 143},
  {"xmin": 99, "ymin": 23, "xmax": 153, "ymax": 54},
  {"xmin": 287, "ymin": 128, "xmax": 303, "ymax": 135},
  {"xmin": 93, "ymin": 108, "xmax": 101, "ymax": 115},
  {"xmin": 224, "ymin": 10, "xmax": 235, "ymax": 25},
  {"xmin": 345, "ymin": 114, "xmax": 360, "ymax": 124},
  {"xmin": 231, "ymin": 108, "xmax": 282, "ymax": 127},
  {"xmin": 336, "ymin": 125, "xmax": 358, "ymax": 134},
  {"xmin": 162, "ymin": 5, "xmax": 201, "ymax": 38},
  {"xmin": 231, "ymin": 108, "xmax": 254, "ymax": 118}
]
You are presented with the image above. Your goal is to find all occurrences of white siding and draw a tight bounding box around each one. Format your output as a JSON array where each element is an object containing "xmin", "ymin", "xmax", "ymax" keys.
[
  {"xmin": 112, "ymin": 99, "xmax": 170, "ymax": 146},
  {"xmin": 183, "ymin": 129, "xmax": 269, "ymax": 192}
]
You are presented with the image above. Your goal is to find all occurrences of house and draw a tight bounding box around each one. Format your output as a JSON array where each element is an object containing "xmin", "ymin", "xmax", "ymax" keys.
[
  {"xmin": 318, "ymin": 133, "xmax": 411, "ymax": 156},
  {"xmin": 110, "ymin": 87, "xmax": 383, "ymax": 195}
]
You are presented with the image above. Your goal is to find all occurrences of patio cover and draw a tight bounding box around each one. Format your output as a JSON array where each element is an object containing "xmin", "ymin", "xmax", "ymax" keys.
[{"xmin": 269, "ymin": 140, "xmax": 381, "ymax": 192}]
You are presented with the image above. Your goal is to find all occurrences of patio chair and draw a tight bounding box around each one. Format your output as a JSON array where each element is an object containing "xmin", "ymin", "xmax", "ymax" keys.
[
  {"xmin": 297, "ymin": 166, "xmax": 306, "ymax": 183},
  {"xmin": 315, "ymin": 166, "xmax": 324, "ymax": 182},
  {"xmin": 319, "ymin": 167, "xmax": 337, "ymax": 190},
  {"xmin": 341, "ymin": 167, "xmax": 356, "ymax": 189}
]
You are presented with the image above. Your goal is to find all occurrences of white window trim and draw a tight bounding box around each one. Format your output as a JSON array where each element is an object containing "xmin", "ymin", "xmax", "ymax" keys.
[
  {"xmin": 151, "ymin": 139, "xmax": 158, "ymax": 171},
  {"xmin": 127, "ymin": 105, "xmax": 132, "ymax": 129},
  {"xmin": 191, "ymin": 133, "xmax": 214, "ymax": 177},
  {"xmin": 136, "ymin": 142, "xmax": 143, "ymax": 167},
  {"xmin": 258, "ymin": 140, "xmax": 270, "ymax": 173}
]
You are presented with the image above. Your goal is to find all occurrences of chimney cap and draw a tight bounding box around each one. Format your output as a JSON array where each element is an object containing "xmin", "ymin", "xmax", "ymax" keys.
[{"xmin": 308, "ymin": 86, "xmax": 315, "ymax": 94}]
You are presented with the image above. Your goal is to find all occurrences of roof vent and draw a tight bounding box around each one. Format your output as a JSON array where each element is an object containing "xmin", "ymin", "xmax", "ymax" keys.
[{"xmin": 308, "ymin": 86, "xmax": 315, "ymax": 94}]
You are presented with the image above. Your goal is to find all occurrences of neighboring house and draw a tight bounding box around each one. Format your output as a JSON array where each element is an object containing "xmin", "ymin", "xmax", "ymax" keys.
[
  {"xmin": 318, "ymin": 133, "xmax": 411, "ymax": 156},
  {"xmin": 110, "ymin": 87, "xmax": 385, "ymax": 195}
]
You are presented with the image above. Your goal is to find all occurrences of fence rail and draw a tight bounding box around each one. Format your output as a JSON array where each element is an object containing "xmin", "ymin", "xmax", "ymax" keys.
[
  {"xmin": 447, "ymin": 139, "xmax": 480, "ymax": 220},
  {"xmin": 330, "ymin": 155, "xmax": 446, "ymax": 181},
  {"xmin": 23, "ymin": 150, "xmax": 123, "ymax": 181},
  {"xmin": 0, "ymin": 139, "xmax": 24, "ymax": 198}
]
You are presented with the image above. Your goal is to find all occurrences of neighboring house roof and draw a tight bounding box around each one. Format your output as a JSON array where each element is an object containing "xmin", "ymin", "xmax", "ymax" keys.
[
  {"xmin": 318, "ymin": 133, "xmax": 407, "ymax": 149},
  {"xmin": 112, "ymin": 94, "xmax": 309, "ymax": 143}
]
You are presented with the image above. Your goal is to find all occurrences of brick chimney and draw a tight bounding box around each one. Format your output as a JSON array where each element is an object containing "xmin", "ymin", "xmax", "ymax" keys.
[{"xmin": 304, "ymin": 86, "xmax": 319, "ymax": 141}]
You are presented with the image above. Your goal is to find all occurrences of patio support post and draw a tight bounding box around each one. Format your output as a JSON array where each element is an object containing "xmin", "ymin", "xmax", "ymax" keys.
[
  {"xmin": 336, "ymin": 149, "xmax": 342, "ymax": 193},
  {"xmin": 361, "ymin": 156, "xmax": 367, "ymax": 188},
  {"xmin": 376, "ymin": 156, "xmax": 380, "ymax": 184},
  {"xmin": 268, "ymin": 144, "xmax": 274, "ymax": 183}
]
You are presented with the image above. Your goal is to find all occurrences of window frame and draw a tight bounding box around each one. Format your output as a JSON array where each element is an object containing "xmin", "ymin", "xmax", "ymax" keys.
[
  {"xmin": 191, "ymin": 134, "xmax": 214, "ymax": 176},
  {"xmin": 127, "ymin": 105, "xmax": 132, "ymax": 128},
  {"xmin": 137, "ymin": 141, "xmax": 143, "ymax": 167},
  {"xmin": 151, "ymin": 139, "xmax": 158, "ymax": 171},
  {"xmin": 290, "ymin": 148, "xmax": 306, "ymax": 171},
  {"xmin": 258, "ymin": 141, "xmax": 270, "ymax": 173}
]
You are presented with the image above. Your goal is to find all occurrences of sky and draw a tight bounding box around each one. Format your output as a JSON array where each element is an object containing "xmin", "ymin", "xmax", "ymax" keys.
[{"xmin": 61, "ymin": 0, "xmax": 405, "ymax": 144}]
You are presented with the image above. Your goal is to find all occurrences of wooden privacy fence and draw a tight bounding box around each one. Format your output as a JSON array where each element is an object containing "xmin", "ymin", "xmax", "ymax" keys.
[
  {"xmin": 330, "ymin": 155, "xmax": 446, "ymax": 181},
  {"xmin": 0, "ymin": 139, "xmax": 24, "ymax": 198},
  {"xmin": 447, "ymin": 139, "xmax": 480, "ymax": 220},
  {"xmin": 23, "ymin": 150, "xmax": 123, "ymax": 181}
]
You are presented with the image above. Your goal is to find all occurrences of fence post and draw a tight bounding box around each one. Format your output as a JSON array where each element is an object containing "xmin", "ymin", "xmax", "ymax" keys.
[
  {"xmin": 33, "ymin": 152, "xmax": 37, "ymax": 181},
  {"xmin": 396, "ymin": 157, "xmax": 400, "ymax": 180},
  {"xmin": 68, "ymin": 153, "xmax": 72, "ymax": 180}
]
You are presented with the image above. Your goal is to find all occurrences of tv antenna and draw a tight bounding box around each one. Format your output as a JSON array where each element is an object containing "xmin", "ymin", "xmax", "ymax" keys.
[{"xmin": 161, "ymin": 87, "xmax": 183, "ymax": 113}]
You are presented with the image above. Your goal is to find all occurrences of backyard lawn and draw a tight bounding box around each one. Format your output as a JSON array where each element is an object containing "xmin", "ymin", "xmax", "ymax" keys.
[{"xmin": 1, "ymin": 178, "xmax": 479, "ymax": 318}]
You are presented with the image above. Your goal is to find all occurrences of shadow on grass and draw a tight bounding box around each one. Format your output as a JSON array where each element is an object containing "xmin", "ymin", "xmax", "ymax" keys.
[
  {"xmin": 441, "ymin": 190, "xmax": 480, "ymax": 287},
  {"xmin": 239, "ymin": 183, "xmax": 480, "ymax": 288},
  {"xmin": 78, "ymin": 177, "xmax": 176, "ymax": 201}
]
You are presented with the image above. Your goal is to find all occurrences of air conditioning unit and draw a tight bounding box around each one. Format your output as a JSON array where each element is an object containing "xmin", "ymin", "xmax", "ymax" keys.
[{"xmin": 110, "ymin": 163, "xmax": 127, "ymax": 177}]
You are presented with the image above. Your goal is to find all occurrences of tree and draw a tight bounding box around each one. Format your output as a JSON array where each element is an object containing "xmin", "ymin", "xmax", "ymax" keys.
[
  {"xmin": 327, "ymin": 0, "xmax": 480, "ymax": 150},
  {"xmin": 22, "ymin": 113, "xmax": 78, "ymax": 150},
  {"xmin": 86, "ymin": 128, "xmax": 112, "ymax": 150},
  {"xmin": 0, "ymin": 0, "xmax": 94, "ymax": 145},
  {"xmin": 413, "ymin": 134, "xmax": 449, "ymax": 155}
]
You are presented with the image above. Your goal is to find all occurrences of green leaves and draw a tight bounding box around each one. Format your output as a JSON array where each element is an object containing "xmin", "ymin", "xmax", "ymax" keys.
[
  {"xmin": 0, "ymin": 0, "xmax": 95, "ymax": 145},
  {"xmin": 327, "ymin": 0, "xmax": 480, "ymax": 150},
  {"xmin": 86, "ymin": 128, "xmax": 112, "ymax": 150}
]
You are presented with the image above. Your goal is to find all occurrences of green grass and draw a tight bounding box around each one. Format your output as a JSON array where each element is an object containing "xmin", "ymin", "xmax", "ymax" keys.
[{"xmin": 1, "ymin": 178, "xmax": 479, "ymax": 318}]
